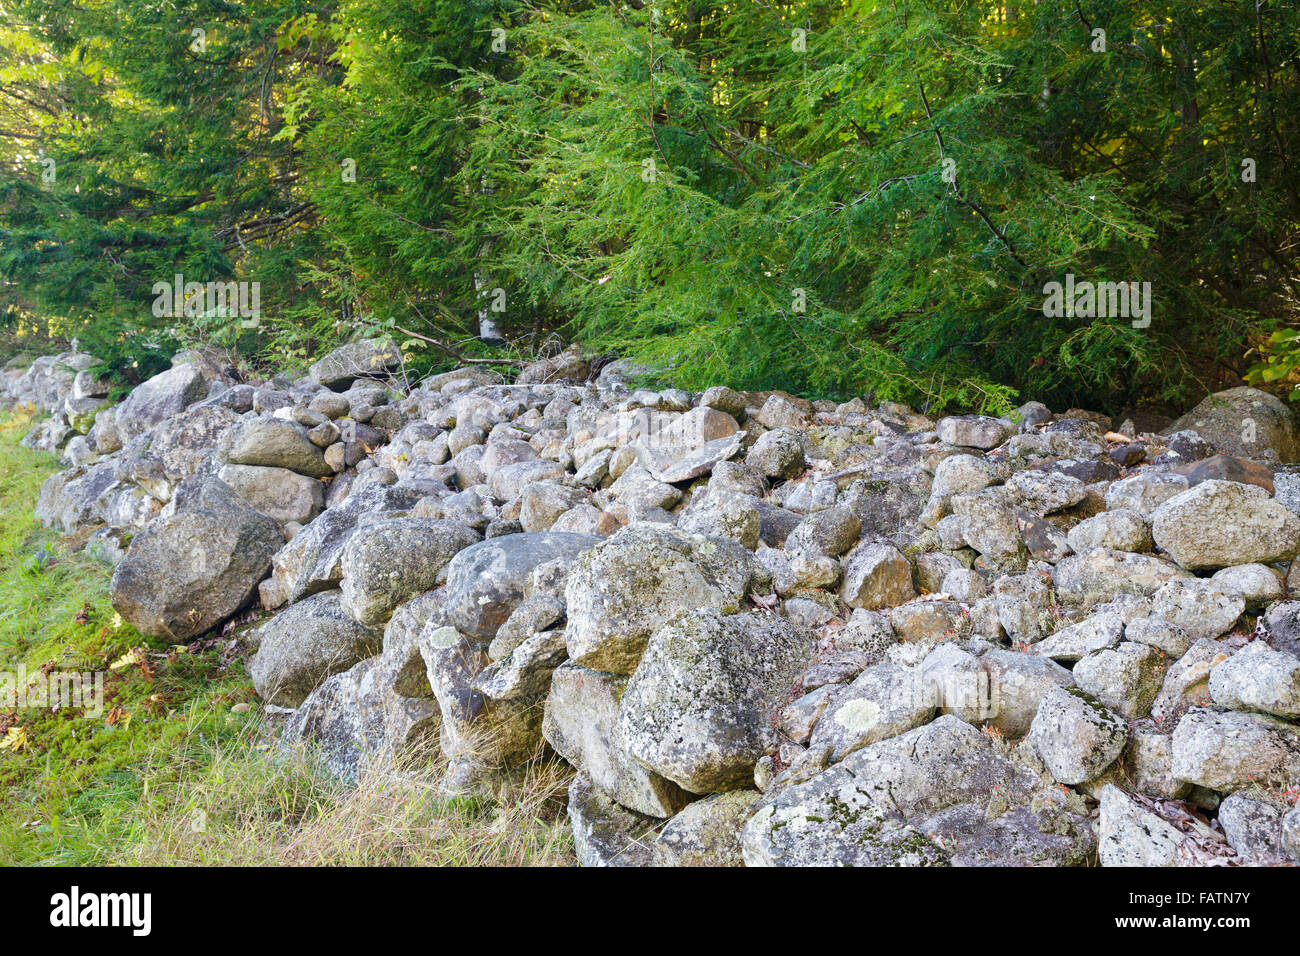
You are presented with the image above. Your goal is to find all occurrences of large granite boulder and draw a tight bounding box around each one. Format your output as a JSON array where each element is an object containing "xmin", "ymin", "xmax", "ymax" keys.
[{"xmin": 110, "ymin": 478, "xmax": 283, "ymax": 640}]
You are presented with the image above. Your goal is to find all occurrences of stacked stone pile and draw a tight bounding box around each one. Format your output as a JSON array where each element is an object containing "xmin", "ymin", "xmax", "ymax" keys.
[{"xmin": 5, "ymin": 342, "xmax": 1300, "ymax": 866}]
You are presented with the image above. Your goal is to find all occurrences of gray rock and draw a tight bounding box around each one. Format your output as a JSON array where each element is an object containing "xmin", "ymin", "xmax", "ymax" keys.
[
  {"xmin": 742, "ymin": 717, "xmax": 1033, "ymax": 866},
  {"xmin": 839, "ymin": 542, "xmax": 915, "ymax": 610},
  {"xmin": 218, "ymin": 463, "xmax": 323, "ymax": 524},
  {"xmin": 785, "ymin": 506, "xmax": 861, "ymax": 557},
  {"xmin": 114, "ymin": 363, "xmax": 209, "ymax": 441},
  {"xmin": 808, "ymin": 663, "xmax": 937, "ymax": 760},
  {"xmin": 1217, "ymin": 793, "xmax": 1285, "ymax": 857},
  {"xmin": 917, "ymin": 643, "xmax": 991, "ymax": 724},
  {"xmin": 250, "ymin": 590, "xmax": 382, "ymax": 707},
  {"xmin": 981, "ymin": 649, "xmax": 1075, "ymax": 737},
  {"xmin": 930, "ymin": 453, "xmax": 997, "ymax": 497},
  {"xmin": 219, "ymin": 416, "xmax": 332, "ymax": 478},
  {"xmin": 937, "ymin": 415, "xmax": 1010, "ymax": 450},
  {"xmin": 339, "ymin": 518, "xmax": 480, "ymax": 626},
  {"xmin": 269, "ymin": 483, "xmax": 427, "ymax": 603},
  {"xmin": 1284, "ymin": 806, "xmax": 1300, "ymax": 860},
  {"xmin": 475, "ymin": 629, "xmax": 568, "ymax": 700},
  {"xmin": 1265, "ymin": 600, "xmax": 1300, "ymax": 658},
  {"xmin": 443, "ymin": 532, "xmax": 599, "ymax": 639},
  {"xmin": 1027, "ymin": 685, "xmax": 1128, "ymax": 784},
  {"xmin": 281, "ymin": 649, "xmax": 436, "ymax": 780},
  {"xmin": 1055, "ymin": 547, "xmax": 1189, "ymax": 601},
  {"xmin": 1164, "ymin": 386, "xmax": 1300, "ymax": 462},
  {"xmin": 651, "ymin": 790, "xmax": 760, "ymax": 867},
  {"xmin": 637, "ymin": 431, "xmax": 744, "ymax": 485},
  {"xmin": 418, "ymin": 623, "xmax": 543, "ymax": 778},
  {"xmin": 1152, "ymin": 479, "xmax": 1300, "ymax": 570},
  {"xmin": 1065, "ymin": 509, "xmax": 1151, "ymax": 554},
  {"xmin": 678, "ymin": 495, "xmax": 761, "ymax": 550},
  {"xmin": 1009, "ymin": 469, "xmax": 1086, "ymax": 514},
  {"xmin": 110, "ymin": 478, "xmax": 282, "ymax": 640},
  {"xmin": 619, "ymin": 609, "xmax": 816, "ymax": 793},
  {"xmin": 1033, "ymin": 611, "xmax": 1124, "ymax": 662},
  {"xmin": 567, "ymin": 774, "xmax": 658, "ymax": 867},
  {"xmin": 1072, "ymin": 641, "xmax": 1167, "ymax": 718},
  {"xmin": 1208, "ymin": 563, "xmax": 1284, "ymax": 609},
  {"xmin": 1151, "ymin": 639, "xmax": 1235, "ymax": 724},
  {"xmin": 542, "ymin": 663, "xmax": 690, "ymax": 818},
  {"xmin": 1148, "ymin": 578, "xmax": 1244, "ymax": 642},
  {"xmin": 1208, "ymin": 640, "xmax": 1300, "ymax": 718},
  {"xmin": 1124, "ymin": 729, "xmax": 1191, "ymax": 800},
  {"xmin": 1171, "ymin": 708, "xmax": 1300, "ymax": 791},
  {"xmin": 994, "ymin": 572, "xmax": 1055, "ymax": 643},
  {"xmin": 310, "ymin": 338, "xmax": 401, "ymax": 389},
  {"xmin": 565, "ymin": 525, "xmax": 760, "ymax": 674},
  {"xmin": 1097, "ymin": 785, "xmax": 1191, "ymax": 866},
  {"xmin": 951, "ymin": 487, "xmax": 1022, "ymax": 562},
  {"xmin": 745, "ymin": 428, "xmax": 805, "ymax": 480},
  {"xmin": 1105, "ymin": 472, "xmax": 1189, "ymax": 519},
  {"xmin": 1124, "ymin": 618, "xmax": 1193, "ymax": 657}
]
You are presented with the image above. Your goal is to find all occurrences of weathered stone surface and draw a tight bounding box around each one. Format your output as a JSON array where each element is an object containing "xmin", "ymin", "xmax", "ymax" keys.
[
  {"xmin": 1171, "ymin": 708, "xmax": 1300, "ymax": 791},
  {"xmin": 1033, "ymin": 611, "xmax": 1124, "ymax": 663},
  {"xmin": 651, "ymin": 790, "xmax": 759, "ymax": 867},
  {"xmin": 219, "ymin": 416, "xmax": 332, "ymax": 478},
  {"xmin": 1265, "ymin": 600, "xmax": 1300, "ymax": 658},
  {"xmin": 980, "ymin": 650, "xmax": 1075, "ymax": 738},
  {"xmin": 110, "ymin": 478, "xmax": 282, "ymax": 640},
  {"xmin": 839, "ymin": 542, "xmax": 915, "ymax": 610},
  {"xmin": 1209, "ymin": 563, "xmax": 1284, "ymax": 609},
  {"xmin": 638, "ymin": 432, "xmax": 744, "ymax": 484},
  {"xmin": 745, "ymin": 428, "xmax": 805, "ymax": 480},
  {"xmin": 1208, "ymin": 640, "xmax": 1300, "ymax": 718},
  {"xmin": 565, "ymin": 525, "xmax": 759, "ymax": 674},
  {"xmin": 1072, "ymin": 641, "xmax": 1167, "ymax": 719},
  {"xmin": 785, "ymin": 506, "xmax": 861, "ymax": 557},
  {"xmin": 1097, "ymin": 785, "xmax": 1192, "ymax": 867},
  {"xmin": 1148, "ymin": 578, "xmax": 1244, "ymax": 642},
  {"xmin": 250, "ymin": 590, "xmax": 382, "ymax": 707},
  {"xmin": 1065, "ymin": 509, "xmax": 1151, "ymax": 554},
  {"xmin": 310, "ymin": 338, "xmax": 402, "ymax": 389},
  {"xmin": 742, "ymin": 717, "xmax": 1033, "ymax": 866},
  {"xmin": 418, "ymin": 623, "xmax": 544, "ymax": 778},
  {"xmin": 619, "ymin": 609, "xmax": 816, "ymax": 794},
  {"xmin": 281, "ymin": 649, "xmax": 436, "ymax": 780},
  {"xmin": 1009, "ymin": 469, "xmax": 1086, "ymax": 514},
  {"xmin": 1027, "ymin": 685, "xmax": 1128, "ymax": 785},
  {"xmin": 1124, "ymin": 729, "xmax": 1191, "ymax": 800},
  {"xmin": 542, "ymin": 663, "xmax": 690, "ymax": 818},
  {"xmin": 270, "ymin": 483, "xmax": 427, "ymax": 604},
  {"xmin": 339, "ymin": 518, "xmax": 480, "ymax": 626},
  {"xmin": 808, "ymin": 663, "xmax": 937, "ymax": 760},
  {"xmin": 1055, "ymin": 547, "xmax": 1189, "ymax": 600},
  {"xmin": 678, "ymin": 495, "xmax": 761, "ymax": 550},
  {"xmin": 937, "ymin": 415, "xmax": 1010, "ymax": 450},
  {"xmin": 444, "ymin": 532, "xmax": 599, "ymax": 639},
  {"xmin": 1164, "ymin": 386, "xmax": 1300, "ymax": 462},
  {"xmin": 568, "ymin": 774, "xmax": 658, "ymax": 867},
  {"xmin": 1217, "ymin": 793, "xmax": 1285, "ymax": 858},
  {"xmin": 218, "ymin": 463, "xmax": 323, "ymax": 524},
  {"xmin": 1105, "ymin": 472, "xmax": 1189, "ymax": 519},
  {"xmin": 994, "ymin": 572, "xmax": 1054, "ymax": 643},
  {"xmin": 114, "ymin": 363, "xmax": 209, "ymax": 441},
  {"xmin": 1152, "ymin": 479, "xmax": 1300, "ymax": 570}
]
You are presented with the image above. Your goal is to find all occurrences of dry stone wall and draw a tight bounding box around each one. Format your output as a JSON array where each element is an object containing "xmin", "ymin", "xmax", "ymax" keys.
[{"xmin": 4, "ymin": 343, "xmax": 1300, "ymax": 866}]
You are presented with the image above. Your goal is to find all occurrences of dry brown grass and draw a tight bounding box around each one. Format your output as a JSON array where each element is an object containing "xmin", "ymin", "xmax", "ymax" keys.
[{"xmin": 113, "ymin": 720, "xmax": 576, "ymax": 866}]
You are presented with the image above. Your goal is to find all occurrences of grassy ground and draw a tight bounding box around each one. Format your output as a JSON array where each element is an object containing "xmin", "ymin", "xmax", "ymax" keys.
[{"xmin": 0, "ymin": 407, "xmax": 573, "ymax": 865}]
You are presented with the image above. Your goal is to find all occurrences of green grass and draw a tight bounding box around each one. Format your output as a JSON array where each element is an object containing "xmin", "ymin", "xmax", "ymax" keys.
[{"xmin": 0, "ymin": 407, "xmax": 574, "ymax": 865}]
